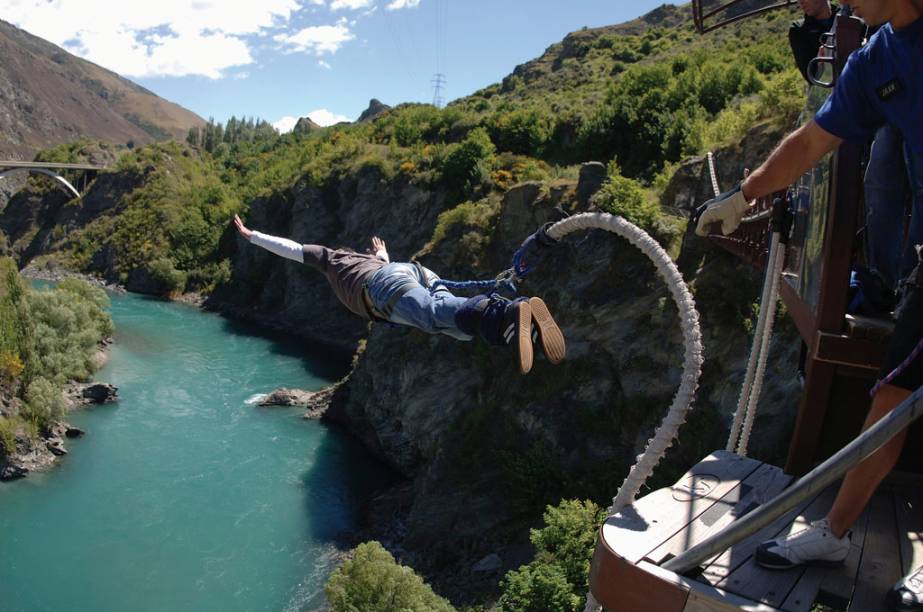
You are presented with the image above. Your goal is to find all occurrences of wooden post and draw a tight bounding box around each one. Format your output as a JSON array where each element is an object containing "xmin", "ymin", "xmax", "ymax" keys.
[{"xmin": 784, "ymin": 14, "xmax": 865, "ymax": 475}]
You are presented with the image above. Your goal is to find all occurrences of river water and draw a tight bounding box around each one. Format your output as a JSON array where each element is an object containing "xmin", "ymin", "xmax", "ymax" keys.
[{"xmin": 0, "ymin": 291, "xmax": 392, "ymax": 611}]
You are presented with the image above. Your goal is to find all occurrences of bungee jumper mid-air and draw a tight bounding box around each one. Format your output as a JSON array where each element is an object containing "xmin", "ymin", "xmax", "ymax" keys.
[{"xmin": 233, "ymin": 215, "xmax": 566, "ymax": 374}]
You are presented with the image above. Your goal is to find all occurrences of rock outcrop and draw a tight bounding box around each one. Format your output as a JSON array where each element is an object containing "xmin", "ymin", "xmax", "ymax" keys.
[
  {"xmin": 357, "ymin": 99, "xmax": 391, "ymax": 123},
  {"xmin": 293, "ymin": 116, "xmax": 322, "ymax": 135}
]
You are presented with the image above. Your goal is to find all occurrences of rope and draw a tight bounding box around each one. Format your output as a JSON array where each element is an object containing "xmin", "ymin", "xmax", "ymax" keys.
[
  {"xmin": 870, "ymin": 335, "xmax": 923, "ymax": 398},
  {"xmin": 562, "ymin": 213, "xmax": 703, "ymax": 612},
  {"xmin": 726, "ymin": 231, "xmax": 783, "ymax": 454},
  {"xmin": 429, "ymin": 222, "xmax": 549, "ymax": 295},
  {"xmin": 544, "ymin": 214, "xmax": 704, "ymax": 512},
  {"xmin": 706, "ymin": 151, "xmax": 721, "ymax": 198},
  {"xmin": 737, "ymin": 239, "xmax": 786, "ymax": 456},
  {"xmin": 429, "ymin": 277, "xmax": 517, "ymax": 295}
]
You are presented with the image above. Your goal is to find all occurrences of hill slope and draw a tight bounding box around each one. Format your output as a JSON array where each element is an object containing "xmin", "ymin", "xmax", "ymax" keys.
[{"xmin": 0, "ymin": 19, "xmax": 205, "ymax": 161}]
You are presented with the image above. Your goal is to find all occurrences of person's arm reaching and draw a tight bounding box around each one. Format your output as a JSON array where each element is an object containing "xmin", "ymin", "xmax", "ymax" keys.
[
  {"xmin": 741, "ymin": 120, "xmax": 842, "ymax": 201},
  {"xmin": 696, "ymin": 121, "xmax": 842, "ymax": 236},
  {"xmin": 233, "ymin": 214, "xmax": 305, "ymax": 263}
]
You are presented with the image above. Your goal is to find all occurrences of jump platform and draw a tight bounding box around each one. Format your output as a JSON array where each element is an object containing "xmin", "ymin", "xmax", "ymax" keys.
[{"xmin": 589, "ymin": 450, "xmax": 923, "ymax": 611}]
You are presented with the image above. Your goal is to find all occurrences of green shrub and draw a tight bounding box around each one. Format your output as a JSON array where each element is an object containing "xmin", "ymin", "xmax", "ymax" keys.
[
  {"xmin": 0, "ymin": 416, "xmax": 17, "ymax": 454},
  {"xmin": 489, "ymin": 110, "xmax": 552, "ymax": 157},
  {"xmin": 595, "ymin": 162, "xmax": 660, "ymax": 230},
  {"xmin": 530, "ymin": 499, "xmax": 605, "ymax": 589},
  {"xmin": 439, "ymin": 127, "xmax": 496, "ymax": 196},
  {"xmin": 325, "ymin": 541, "xmax": 454, "ymax": 612},
  {"xmin": 498, "ymin": 499, "xmax": 604, "ymax": 612},
  {"xmin": 148, "ymin": 257, "xmax": 188, "ymax": 295},
  {"xmin": 498, "ymin": 562, "xmax": 581, "ymax": 612},
  {"xmin": 23, "ymin": 376, "xmax": 65, "ymax": 428}
]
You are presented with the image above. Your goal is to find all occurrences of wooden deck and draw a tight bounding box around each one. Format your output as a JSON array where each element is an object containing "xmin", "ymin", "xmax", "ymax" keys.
[{"xmin": 589, "ymin": 451, "xmax": 923, "ymax": 611}]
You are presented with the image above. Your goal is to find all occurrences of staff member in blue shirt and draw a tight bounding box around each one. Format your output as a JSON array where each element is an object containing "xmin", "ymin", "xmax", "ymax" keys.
[{"xmin": 697, "ymin": 0, "xmax": 923, "ymax": 607}]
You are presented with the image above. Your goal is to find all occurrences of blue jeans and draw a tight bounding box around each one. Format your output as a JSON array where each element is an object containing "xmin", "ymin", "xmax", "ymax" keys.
[
  {"xmin": 864, "ymin": 124, "xmax": 923, "ymax": 289},
  {"xmin": 366, "ymin": 262, "xmax": 472, "ymax": 341}
]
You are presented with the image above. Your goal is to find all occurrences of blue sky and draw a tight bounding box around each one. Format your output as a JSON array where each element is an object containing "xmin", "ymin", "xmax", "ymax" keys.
[{"xmin": 5, "ymin": 0, "xmax": 675, "ymax": 130}]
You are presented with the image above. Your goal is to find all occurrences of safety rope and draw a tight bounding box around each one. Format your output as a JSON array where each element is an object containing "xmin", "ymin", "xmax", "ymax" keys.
[
  {"xmin": 734, "ymin": 236, "xmax": 786, "ymax": 456},
  {"xmin": 564, "ymin": 213, "xmax": 703, "ymax": 612},
  {"xmin": 870, "ymin": 335, "xmax": 923, "ymax": 398},
  {"xmin": 429, "ymin": 222, "xmax": 553, "ymax": 295},
  {"xmin": 726, "ymin": 195, "xmax": 789, "ymax": 456},
  {"xmin": 706, "ymin": 151, "xmax": 721, "ymax": 198}
]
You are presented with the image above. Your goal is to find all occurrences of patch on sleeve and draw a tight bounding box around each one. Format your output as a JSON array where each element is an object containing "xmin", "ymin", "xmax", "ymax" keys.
[{"xmin": 876, "ymin": 78, "xmax": 903, "ymax": 101}]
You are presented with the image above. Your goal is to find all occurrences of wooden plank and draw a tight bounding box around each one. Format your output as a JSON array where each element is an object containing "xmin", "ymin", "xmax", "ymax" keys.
[
  {"xmin": 714, "ymin": 485, "xmax": 838, "ymax": 607},
  {"xmin": 894, "ymin": 483, "xmax": 923, "ymax": 579},
  {"xmin": 697, "ymin": 488, "xmax": 826, "ymax": 587},
  {"xmin": 850, "ymin": 488, "xmax": 903, "ymax": 611},
  {"xmin": 636, "ymin": 561, "xmax": 780, "ymax": 611},
  {"xmin": 780, "ymin": 493, "xmax": 872, "ymax": 611},
  {"xmin": 647, "ymin": 462, "xmax": 793, "ymax": 564},
  {"xmin": 601, "ymin": 451, "xmax": 763, "ymax": 564},
  {"xmin": 814, "ymin": 331, "xmax": 885, "ymax": 371}
]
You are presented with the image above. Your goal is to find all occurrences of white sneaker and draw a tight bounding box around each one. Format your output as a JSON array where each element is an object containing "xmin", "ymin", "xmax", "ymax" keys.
[
  {"xmin": 887, "ymin": 564, "xmax": 923, "ymax": 610},
  {"xmin": 755, "ymin": 518, "xmax": 850, "ymax": 570}
]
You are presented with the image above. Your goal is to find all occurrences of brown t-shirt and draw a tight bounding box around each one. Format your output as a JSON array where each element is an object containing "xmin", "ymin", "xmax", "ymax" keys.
[{"xmin": 301, "ymin": 245, "xmax": 386, "ymax": 320}]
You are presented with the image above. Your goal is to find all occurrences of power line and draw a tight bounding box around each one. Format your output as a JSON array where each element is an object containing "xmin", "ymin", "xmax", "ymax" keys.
[{"xmin": 431, "ymin": 73, "xmax": 446, "ymax": 108}]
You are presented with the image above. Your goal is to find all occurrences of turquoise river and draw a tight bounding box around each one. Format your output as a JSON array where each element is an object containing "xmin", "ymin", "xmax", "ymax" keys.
[{"xmin": 0, "ymin": 290, "xmax": 393, "ymax": 611}]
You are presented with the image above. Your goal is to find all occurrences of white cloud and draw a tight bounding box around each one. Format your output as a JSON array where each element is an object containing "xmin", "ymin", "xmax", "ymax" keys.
[
  {"xmin": 275, "ymin": 23, "xmax": 354, "ymax": 55},
  {"xmin": 330, "ymin": 0, "xmax": 374, "ymax": 10},
  {"xmin": 318, "ymin": 59, "xmax": 332, "ymax": 70},
  {"xmin": 3, "ymin": 0, "xmax": 302, "ymax": 79},
  {"xmin": 273, "ymin": 116, "xmax": 299, "ymax": 133},
  {"xmin": 386, "ymin": 0, "xmax": 420, "ymax": 10},
  {"xmin": 308, "ymin": 109, "xmax": 350, "ymax": 126}
]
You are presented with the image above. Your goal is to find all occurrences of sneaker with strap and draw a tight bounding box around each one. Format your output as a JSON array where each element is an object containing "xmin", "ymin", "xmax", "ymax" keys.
[
  {"xmin": 887, "ymin": 565, "xmax": 923, "ymax": 611},
  {"xmin": 456, "ymin": 294, "xmax": 534, "ymax": 374},
  {"xmin": 755, "ymin": 518, "xmax": 850, "ymax": 570},
  {"xmin": 528, "ymin": 297, "xmax": 565, "ymax": 364}
]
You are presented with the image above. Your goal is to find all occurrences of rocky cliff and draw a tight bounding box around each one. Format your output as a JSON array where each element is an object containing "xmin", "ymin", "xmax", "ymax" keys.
[{"xmin": 314, "ymin": 166, "xmax": 800, "ymax": 601}]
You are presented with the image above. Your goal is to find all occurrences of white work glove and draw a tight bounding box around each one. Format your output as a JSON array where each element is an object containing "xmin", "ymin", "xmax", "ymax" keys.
[{"xmin": 694, "ymin": 184, "xmax": 752, "ymax": 237}]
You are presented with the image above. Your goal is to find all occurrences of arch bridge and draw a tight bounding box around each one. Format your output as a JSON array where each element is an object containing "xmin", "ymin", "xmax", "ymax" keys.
[{"xmin": 0, "ymin": 160, "xmax": 107, "ymax": 199}]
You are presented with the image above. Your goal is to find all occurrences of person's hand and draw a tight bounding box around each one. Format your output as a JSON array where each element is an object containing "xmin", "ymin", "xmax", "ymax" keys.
[
  {"xmin": 233, "ymin": 214, "xmax": 252, "ymax": 241},
  {"xmin": 694, "ymin": 184, "xmax": 752, "ymax": 237},
  {"xmin": 371, "ymin": 236, "xmax": 386, "ymax": 253}
]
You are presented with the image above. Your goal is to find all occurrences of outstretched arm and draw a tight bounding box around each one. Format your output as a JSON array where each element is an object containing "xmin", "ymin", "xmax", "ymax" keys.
[
  {"xmin": 233, "ymin": 214, "xmax": 252, "ymax": 241},
  {"xmin": 371, "ymin": 236, "xmax": 389, "ymax": 263},
  {"xmin": 233, "ymin": 214, "xmax": 305, "ymax": 263}
]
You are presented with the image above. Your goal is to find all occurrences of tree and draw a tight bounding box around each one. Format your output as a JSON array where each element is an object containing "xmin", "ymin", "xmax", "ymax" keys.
[{"xmin": 325, "ymin": 542, "xmax": 454, "ymax": 612}]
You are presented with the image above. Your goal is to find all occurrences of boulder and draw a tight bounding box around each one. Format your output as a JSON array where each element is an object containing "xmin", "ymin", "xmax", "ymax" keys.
[
  {"xmin": 81, "ymin": 383, "xmax": 118, "ymax": 404},
  {"xmin": 46, "ymin": 439, "xmax": 67, "ymax": 456},
  {"xmin": 65, "ymin": 426, "xmax": 85, "ymax": 438},
  {"xmin": 259, "ymin": 388, "xmax": 315, "ymax": 407},
  {"xmin": 577, "ymin": 161, "xmax": 607, "ymax": 205},
  {"xmin": 0, "ymin": 464, "xmax": 27, "ymax": 481}
]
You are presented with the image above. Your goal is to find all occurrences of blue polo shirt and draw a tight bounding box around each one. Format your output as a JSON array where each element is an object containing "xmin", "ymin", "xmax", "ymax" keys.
[{"xmin": 815, "ymin": 15, "xmax": 923, "ymax": 152}]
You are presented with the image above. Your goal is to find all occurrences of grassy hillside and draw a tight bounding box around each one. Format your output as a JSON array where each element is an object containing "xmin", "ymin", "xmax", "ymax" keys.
[{"xmin": 0, "ymin": 19, "xmax": 205, "ymax": 161}]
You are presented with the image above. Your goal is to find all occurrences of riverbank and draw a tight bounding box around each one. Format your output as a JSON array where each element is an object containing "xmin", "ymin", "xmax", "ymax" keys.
[{"xmin": 0, "ymin": 268, "xmax": 118, "ymax": 481}]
